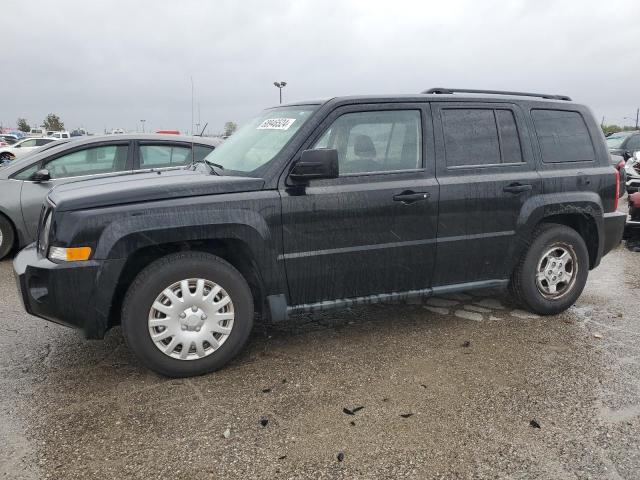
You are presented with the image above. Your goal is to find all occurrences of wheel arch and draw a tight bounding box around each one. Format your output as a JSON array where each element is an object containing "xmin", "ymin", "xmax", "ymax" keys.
[
  {"xmin": 0, "ymin": 210, "xmax": 18, "ymax": 256},
  {"xmin": 515, "ymin": 193, "xmax": 604, "ymax": 271},
  {"xmin": 536, "ymin": 214, "xmax": 599, "ymax": 268},
  {"xmin": 106, "ymin": 238, "xmax": 267, "ymax": 330}
]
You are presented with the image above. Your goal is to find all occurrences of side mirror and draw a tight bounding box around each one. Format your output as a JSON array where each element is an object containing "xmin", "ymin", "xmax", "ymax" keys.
[
  {"xmin": 31, "ymin": 169, "xmax": 51, "ymax": 183},
  {"xmin": 289, "ymin": 149, "xmax": 339, "ymax": 183}
]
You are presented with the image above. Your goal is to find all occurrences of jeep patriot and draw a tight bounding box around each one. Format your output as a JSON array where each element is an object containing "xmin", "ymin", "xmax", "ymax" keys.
[{"xmin": 14, "ymin": 88, "xmax": 626, "ymax": 377}]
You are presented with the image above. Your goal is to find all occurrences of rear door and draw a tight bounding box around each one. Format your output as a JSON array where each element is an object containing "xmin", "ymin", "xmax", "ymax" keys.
[
  {"xmin": 280, "ymin": 103, "xmax": 439, "ymax": 305},
  {"xmin": 431, "ymin": 102, "xmax": 541, "ymax": 286}
]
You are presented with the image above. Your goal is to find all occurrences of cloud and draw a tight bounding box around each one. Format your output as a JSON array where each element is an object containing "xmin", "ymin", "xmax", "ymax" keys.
[{"xmin": 4, "ymin": 0, "xmax": 640, "ymax": 133}]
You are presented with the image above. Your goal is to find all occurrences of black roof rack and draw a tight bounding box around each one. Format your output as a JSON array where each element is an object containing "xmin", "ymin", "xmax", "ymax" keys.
[{"xmin": 422, "ymin": 88, "xmax": 572, "ymax": 101}]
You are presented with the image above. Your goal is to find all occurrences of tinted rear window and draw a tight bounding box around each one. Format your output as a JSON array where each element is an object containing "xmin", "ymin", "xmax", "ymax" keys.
[
  {"xmin": 531, "ymin": 109, "xmax": 595, "ymax": 163},
  {"xmin": 442, "ymin": 108, "xmax": 523, "ymax": 167},
  {"xmin": 495, "ymin": 110, "xmax": 523, "ymax": 163},
  {"xmin": 443, "ymin": 109, "xmax": 500, "ymax": 167}
]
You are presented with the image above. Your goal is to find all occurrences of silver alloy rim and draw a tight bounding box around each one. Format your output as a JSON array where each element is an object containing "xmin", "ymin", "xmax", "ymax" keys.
[
  {"xmin": 535, "ymin": 243, "xmax": 578, "ymax": 299},
  {"xmin": 0, "ymin": 228, "xmax": 3, "ymax": 248},
  {"xmin": 148, "ymin": 278, "xmax": 234, "ymax": 360}
]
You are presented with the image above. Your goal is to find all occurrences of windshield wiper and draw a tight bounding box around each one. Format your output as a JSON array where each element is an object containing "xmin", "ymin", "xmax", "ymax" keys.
[
  {"xmin": 205, "ymin": 161, "xmax": 225, "ymax": 176},
  {"xmin": 189, "ymin": 160, "xmax": 224, "ymax": 176}
]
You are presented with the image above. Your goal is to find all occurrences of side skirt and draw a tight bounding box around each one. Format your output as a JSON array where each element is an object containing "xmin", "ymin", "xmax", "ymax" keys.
[{"xmin": 267, "ymin": 279, "xmax": 509, "ymax": 321}]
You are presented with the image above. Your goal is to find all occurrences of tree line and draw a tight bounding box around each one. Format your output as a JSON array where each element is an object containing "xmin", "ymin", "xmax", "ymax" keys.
[
  {"xmin": 16, "ymin": 114, "xmax": 64, "ymax": 133},
  {"xmin": 601, "ymin": 124, "xmax": 638, "ymax": 136}
]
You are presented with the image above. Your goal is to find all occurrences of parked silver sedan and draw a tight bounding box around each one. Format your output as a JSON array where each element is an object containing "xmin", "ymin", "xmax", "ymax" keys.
[{"xmin": 0, "ymin": 134, "xmax": 221, "ymax": 259}]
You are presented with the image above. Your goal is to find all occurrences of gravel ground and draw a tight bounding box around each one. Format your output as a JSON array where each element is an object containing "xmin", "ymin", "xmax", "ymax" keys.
[{"xmin": 1, "ymin": 241, "xmax": 639, "ymax": 479}]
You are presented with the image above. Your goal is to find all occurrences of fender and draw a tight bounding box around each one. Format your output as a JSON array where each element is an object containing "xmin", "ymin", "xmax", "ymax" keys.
[
  {"xmin": 88, "ymin": 192, "xmax": 286, "ymax": 295},
  {"xmin": 50, "ymin": 191, "xmax": 288, "ymax": 338},
  {"xmin": 512, "ymin": 191, "xmax": 604, "ymax": 269}
]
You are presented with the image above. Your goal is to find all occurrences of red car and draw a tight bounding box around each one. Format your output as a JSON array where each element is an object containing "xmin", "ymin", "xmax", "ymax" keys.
[{"xmin": 625, "ymin": 192, "xmax": 640, "ymax": 248}]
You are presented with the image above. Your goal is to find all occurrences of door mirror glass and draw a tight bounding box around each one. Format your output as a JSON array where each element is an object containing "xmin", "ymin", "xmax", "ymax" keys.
[
  {"xmin": 31, "ymin": 169, "xmax": 51, "ymax": 183},
  {"xmin": 289, "ymin": 149, "xmax": 339, "ymax": 182}
]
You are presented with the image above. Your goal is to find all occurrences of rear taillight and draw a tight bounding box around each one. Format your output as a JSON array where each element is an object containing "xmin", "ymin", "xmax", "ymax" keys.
[{"xmin": 614, "ymin": 168, "xmax": 620, "ymax": 211}]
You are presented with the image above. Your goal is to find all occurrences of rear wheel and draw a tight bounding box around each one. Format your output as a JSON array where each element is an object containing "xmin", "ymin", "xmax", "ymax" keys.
[
  {"xmin": 510, "ymin": 224, "xmax": 589, "ymax": 315},
  {"xmin": 121, "ymin": 252, "xmax": 254, "ymax": 377},
  {"xmin": 0, "ymin": 215, "xmax": 15, "ymax": 260},
  {"xmin": 0, "ymin": 152, "xmax": 14, "ymax": 163}
]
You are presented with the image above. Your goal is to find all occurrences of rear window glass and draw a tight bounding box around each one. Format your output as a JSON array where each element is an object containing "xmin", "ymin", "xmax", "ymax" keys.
[
  {"xmin": 442, "ymin": 108, "xmax": 523, "ymax": 167},
  {"xmin": 531, "ymin": 109, "xmax": 595, "ymax": 163},
  {"xmin": 443, "ymin": 109, "xmax": 500, "ymax": 167},
  {"xmin": 495, "ymin": 110, "xmax": 523, "ymax": 163}
]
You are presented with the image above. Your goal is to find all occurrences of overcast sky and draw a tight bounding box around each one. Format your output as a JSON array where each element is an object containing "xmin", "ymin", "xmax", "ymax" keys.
[{"xmin": 3, "ymin": 0, "xmax": 640, "ymax": 134}]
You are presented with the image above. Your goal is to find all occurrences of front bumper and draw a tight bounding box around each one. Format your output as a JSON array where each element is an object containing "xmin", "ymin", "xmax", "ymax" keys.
[
  {"xmin": 13, "ymin": 244, "xmax": 124, "ymax": 339},
  {"xmin": 602, "ymin": 211, "xmax": 627, "ymax": 256}
]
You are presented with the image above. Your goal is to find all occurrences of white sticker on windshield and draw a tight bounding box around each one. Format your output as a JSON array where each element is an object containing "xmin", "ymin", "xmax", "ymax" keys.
[{"xmin": 257, "ymin": 118, "xmax": 296, "ymax": 130}]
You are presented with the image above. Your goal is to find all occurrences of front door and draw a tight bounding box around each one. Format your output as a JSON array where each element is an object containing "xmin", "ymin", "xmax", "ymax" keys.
[
  {"xmin": 280, "ymin": 104, "xmax": 439, "ymax": 305},
  {"xmin": 431, "ymin": 102, "xmax": 541, "ymax": 286}
]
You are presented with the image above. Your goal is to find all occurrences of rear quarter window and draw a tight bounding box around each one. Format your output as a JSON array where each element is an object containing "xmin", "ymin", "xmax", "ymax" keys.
[{"xmin": 531, "ymin": 109, "xmax": 595, "ymax": 163}]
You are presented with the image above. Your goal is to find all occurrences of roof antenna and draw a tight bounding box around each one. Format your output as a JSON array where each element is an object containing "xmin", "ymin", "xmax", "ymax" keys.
[{"xmin": 190, "ymin": 76, "xmax": 195, "ymax": 166}]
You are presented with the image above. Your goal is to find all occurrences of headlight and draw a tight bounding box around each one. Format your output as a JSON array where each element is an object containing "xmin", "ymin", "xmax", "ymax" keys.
[{"xmin": 48, "ymin": 246, "xmax": 92, "ymax": 262}]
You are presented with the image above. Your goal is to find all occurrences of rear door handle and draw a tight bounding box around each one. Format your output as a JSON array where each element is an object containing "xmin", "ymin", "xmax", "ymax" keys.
[
  {"xmin": 503, "ymin": 183, "xmax": 532, "ymax": 194},
  {"xmin": 393, "ymin": 191, "xmax": 430, "ymax": 204}
]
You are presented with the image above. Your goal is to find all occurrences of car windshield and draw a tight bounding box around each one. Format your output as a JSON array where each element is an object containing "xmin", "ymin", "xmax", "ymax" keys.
[
  {"xmin": 202, "ymin": 106, "xmax": 318, "ymax": 172},
  {"xmin": 606, "ymin": 134, "xmax": 630, "ymax": 149}
]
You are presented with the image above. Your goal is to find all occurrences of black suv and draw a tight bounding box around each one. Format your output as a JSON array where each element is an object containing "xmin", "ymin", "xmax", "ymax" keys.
[{"xmin": 14, "ymin": 88, "xmax": 626, "ymax": 377}]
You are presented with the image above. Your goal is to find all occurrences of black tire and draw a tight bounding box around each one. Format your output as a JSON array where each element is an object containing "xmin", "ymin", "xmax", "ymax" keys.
[
  {"xmin": 121, "ymin": 251, "xmax": 254, "ymax": 377},
  {"xmin": 0, "ymin": 215, "xmax": 15, "ymax": 260},
  {"xmin": 0, "ymin": 153, "xmax": 13, "ymax": 162},
  {"xmin": 510, "ymin": 224, "xmax": 589, "ymax": 315}
]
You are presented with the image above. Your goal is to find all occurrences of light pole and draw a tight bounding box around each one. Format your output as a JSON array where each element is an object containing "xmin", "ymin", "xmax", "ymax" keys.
[
  {"xmin": 273, "ymin": 81, "xmax": 287, "ymax": 104},
  {"xmin": 140, "ymin": 119, "xmax": 146, "ymax": 133}
]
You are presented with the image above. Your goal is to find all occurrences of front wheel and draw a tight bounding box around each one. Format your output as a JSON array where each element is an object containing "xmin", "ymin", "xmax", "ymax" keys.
[
  {"xmin": 121, "ymin": 252, "xmax": 254, "ymax": 377},
  {"xmin": 510, "ymin": 224, "xmax": 589, "ymax": 315},
  {"xmin": 0, "ymin": 215, "xmax": 15, "ymax": 260}
]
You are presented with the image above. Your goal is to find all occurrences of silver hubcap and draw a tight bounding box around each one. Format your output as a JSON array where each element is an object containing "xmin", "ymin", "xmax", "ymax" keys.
[
  {"xmin": 148, "ymin": 278, "xmax": 234, "ymax": 360},
  {"xmin": 535, "ymin": 244, "xmax": 578, "ymax": 299}
]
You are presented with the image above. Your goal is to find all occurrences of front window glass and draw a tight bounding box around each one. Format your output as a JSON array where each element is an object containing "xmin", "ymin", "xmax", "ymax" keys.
[
  {"xmin": 626, "ymin": 135, "xmax": 640, "ymax": 151},
  {"xmin": 45, "ymin": 145, "xmax": 129, "ymax": 179},
  {"xmin": 19, "ymin": 139, "xmax": 37, "ymax": 147},
  {"xmin": 312, "ymin": 110, "xmax": 422, "ymax": 174},
  {"xmin": 202, "ymin": 107, "xmax": 317, "ymax": 171},
  {"xmin": 14, "ymin": 164, "xmax": 38, "ymax": 180}
]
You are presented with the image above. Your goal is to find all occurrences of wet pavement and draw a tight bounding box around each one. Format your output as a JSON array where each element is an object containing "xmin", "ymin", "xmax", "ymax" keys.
[{"xmin": 1, "ymin": 243, "xmax": 639, "ymax": 479}]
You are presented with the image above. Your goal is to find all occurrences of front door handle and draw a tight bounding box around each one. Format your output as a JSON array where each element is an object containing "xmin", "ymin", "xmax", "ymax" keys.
[
  {"xmin": 393, "ymin": 190, "xmax": 430, "ymax": 204},
  {"xmin": 503, "ymin": 183, "xmax": 532, "ymax": 194}
]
